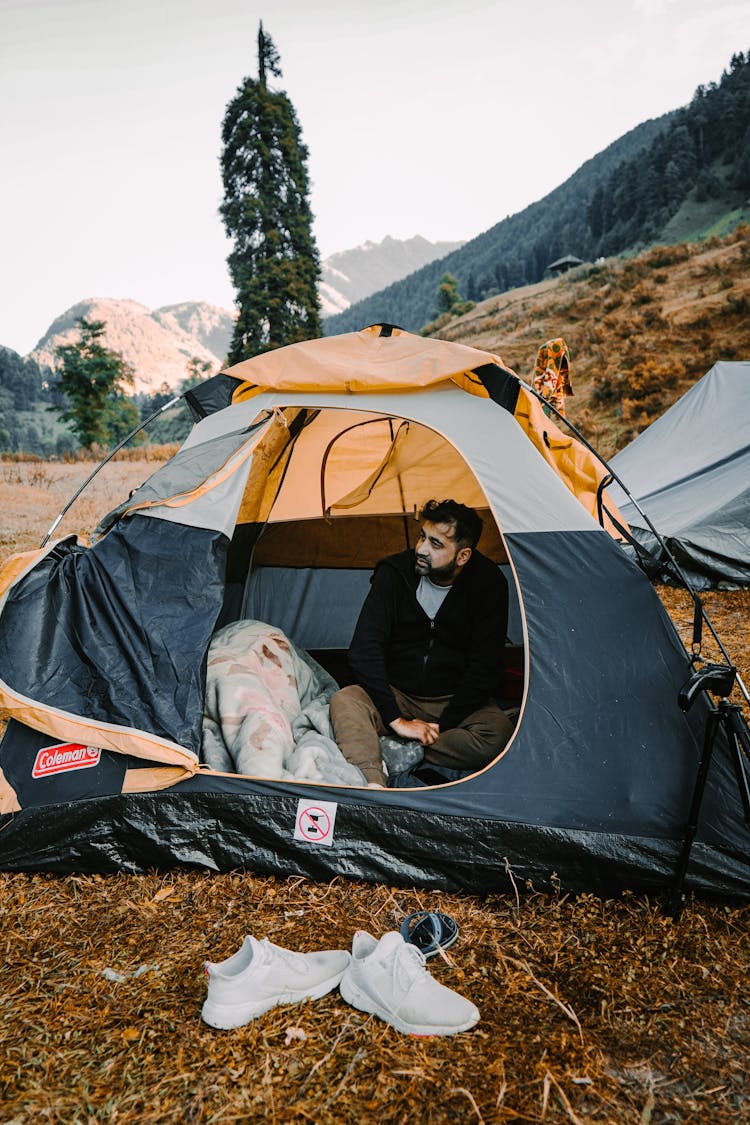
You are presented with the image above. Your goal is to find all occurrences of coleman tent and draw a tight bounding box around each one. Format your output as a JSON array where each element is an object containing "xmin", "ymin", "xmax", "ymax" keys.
[
  {"xmin": 1, "ymin": 326, "xmax": 748, "ymax": 900},
  {"xmin": 609, "ymin": 361, "xmax": 750, "ymax": 590}
]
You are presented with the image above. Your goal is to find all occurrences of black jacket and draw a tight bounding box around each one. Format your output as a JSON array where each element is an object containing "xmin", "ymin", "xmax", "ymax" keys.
[{"xmin": 347, "ymin": 548, "xmax": 508, "ymax": 730}]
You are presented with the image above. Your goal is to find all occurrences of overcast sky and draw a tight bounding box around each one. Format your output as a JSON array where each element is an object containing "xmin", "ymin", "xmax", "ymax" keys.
[{"xmin": 1, "ymin": 0, "xmax": 748, "ymax": 354}]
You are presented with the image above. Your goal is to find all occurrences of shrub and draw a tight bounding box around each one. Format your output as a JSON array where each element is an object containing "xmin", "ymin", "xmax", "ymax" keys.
[
  {"xmin": 647, "ymin": 245, "xmax": 690, "ymax": 268},
  {"xmin": 726, "ymin": 292, "xmax": 749, "ymax": 314},
  {"xmin": 592, "ymin": 357, "xmax": 684, "ymax": 411},
  {"xmin": 630, "ymin": 284, "xmax": 653, "ymax": 306},
  {"xmin": 641, "ymin": 307, "xmax": 666, "ymax": 328}
]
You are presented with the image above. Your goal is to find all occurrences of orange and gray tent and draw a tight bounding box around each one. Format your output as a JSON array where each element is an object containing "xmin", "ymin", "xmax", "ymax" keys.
[{"xmin": 0, "ymin": 326, "xmax": 748, "ymax": 898}]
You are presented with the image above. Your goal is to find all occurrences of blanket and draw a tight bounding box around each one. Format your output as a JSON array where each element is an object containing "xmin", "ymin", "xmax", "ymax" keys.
[{"xmin": 201, "ymin": 619, "xmax": 366, "ymax": 786}]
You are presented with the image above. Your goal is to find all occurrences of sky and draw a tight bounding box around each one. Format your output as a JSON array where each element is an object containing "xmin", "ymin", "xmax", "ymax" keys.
[{"xmin": 1, "ymin": 0, "xmax": 749, "ymax": 355}]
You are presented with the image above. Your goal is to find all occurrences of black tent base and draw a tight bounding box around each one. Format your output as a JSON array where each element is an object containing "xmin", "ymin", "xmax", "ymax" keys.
[{"xmin": 1, "ymin": 790, "xmax": 749, "ymax": 902}]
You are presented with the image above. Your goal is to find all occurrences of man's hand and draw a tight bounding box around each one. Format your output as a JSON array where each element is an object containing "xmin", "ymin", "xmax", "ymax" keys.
[{"xmin": 389, "ymin": 717, "xmax": 440, "ymax": 745}]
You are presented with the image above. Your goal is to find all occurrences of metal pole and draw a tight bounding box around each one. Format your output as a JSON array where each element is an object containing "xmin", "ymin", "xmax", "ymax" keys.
[{"xmin": 40, "ymin": 396, "xmax": 183, "ymax": 548}]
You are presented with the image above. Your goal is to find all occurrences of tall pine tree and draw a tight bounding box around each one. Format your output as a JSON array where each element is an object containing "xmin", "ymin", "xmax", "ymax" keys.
[{"xmin": 221, "ymin": 24, "xmax": 321, "ymax": 364}]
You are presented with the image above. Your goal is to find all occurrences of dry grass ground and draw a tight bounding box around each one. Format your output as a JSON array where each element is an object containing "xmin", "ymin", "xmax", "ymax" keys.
[
  {"xmin": 0, "ymin": 457, "xmax": 165, "ymax": 559},
  {"xmin": 1, "ymin": 460, "xmax": 749, "ymax": 1124}
]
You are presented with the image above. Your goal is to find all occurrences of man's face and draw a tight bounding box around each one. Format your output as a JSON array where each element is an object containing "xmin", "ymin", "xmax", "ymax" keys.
[{"xmin": 414, "ymin": 520, "xmax": 471, "ymax": 585}]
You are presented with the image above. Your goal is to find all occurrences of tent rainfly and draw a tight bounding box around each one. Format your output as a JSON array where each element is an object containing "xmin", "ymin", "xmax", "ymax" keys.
[
  {"xmin": 609, "ymin": 361, "xmax": 750, "ymax": 591},
  {"xmin": 0, "ymin": 326, "xmax": 748, "ymax": 900}
]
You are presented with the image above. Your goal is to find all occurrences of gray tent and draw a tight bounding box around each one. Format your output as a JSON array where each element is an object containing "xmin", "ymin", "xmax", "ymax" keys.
[{"xmin": 610, "ymin": 361, "xmax": 750, "ymax": 590}]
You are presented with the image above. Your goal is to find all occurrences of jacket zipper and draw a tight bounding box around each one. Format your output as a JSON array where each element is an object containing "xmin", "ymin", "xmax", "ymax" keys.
[
  {"xmin": 397, "ymin": 563, "xmax": 440, "ymax": 690},
  {"xmin": 422, "ymin": 618, "xmax": 436, "ymax": 682}
]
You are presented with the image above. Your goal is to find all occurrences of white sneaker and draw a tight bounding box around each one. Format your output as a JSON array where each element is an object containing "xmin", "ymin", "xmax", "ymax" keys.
[
  {"xmin": 339, "ymin": 930, "xmax": 480, "ymax": 1036},
  {"xmin": 201, "ymin": 936, "xmax": 350, "ymax": 1029}
]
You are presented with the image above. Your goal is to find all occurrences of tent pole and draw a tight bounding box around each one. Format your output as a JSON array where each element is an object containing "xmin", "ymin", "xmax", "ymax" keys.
[
  {"xmin": 40, "ymin": 396, "xmax": 183, "ymax": 548},
  {"xmin": 520, "ymin": 380, "xmax": 750, "ymax": 708},
  {"xmin": 388, "ymin": 418, "xmax": 412, "ymax": 550},
  {"xmin": 671, "ymin": 669, "xmax": 750, "ymax": 918},
  {"xmin": 521, "ymin": 380, "xmax": 696, "ymax": 582}
]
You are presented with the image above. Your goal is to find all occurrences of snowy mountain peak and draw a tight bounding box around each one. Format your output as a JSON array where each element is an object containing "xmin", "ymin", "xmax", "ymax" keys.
[{"xmin": 320, "ymin": 234, "xmax": 463, "ymax": 317}]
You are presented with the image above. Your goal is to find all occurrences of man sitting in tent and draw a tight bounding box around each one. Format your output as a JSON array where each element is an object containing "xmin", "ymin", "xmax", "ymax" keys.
[{"xmin": 330, "ymin": 499, "xmax": 515, "ymax": 787}]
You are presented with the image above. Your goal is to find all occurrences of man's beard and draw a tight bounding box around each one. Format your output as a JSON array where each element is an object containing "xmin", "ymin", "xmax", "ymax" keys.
[{"xmin": 414, "ymin": 553, "xmax": 459, "ymax": 584}]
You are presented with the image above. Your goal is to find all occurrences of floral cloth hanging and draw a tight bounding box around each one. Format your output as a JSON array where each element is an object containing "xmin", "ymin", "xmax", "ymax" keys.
[{"xmin": 533, "ymin": 338, "xmax": 573, "ymax": 417}]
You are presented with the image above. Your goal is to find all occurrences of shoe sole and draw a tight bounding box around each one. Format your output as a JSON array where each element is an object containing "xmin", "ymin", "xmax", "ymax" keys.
[
  {"xmin": 201, "ymin": 968, "xmax": 348, "ymax": 1030},
  {"xmin": 339, "ymin": 971, "xmax": 479, "ymax": 1037}
]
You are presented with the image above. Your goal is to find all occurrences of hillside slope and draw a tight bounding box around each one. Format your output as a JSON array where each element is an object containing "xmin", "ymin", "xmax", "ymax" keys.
[
  {"xmin": 432, "ymin": 225, "xmax": 750, "ymax": 459},
  {"xmin": 324, "ymin": 114, "xmax": 673, "ymax": 335},
  {"xmin": 327, "ymin": 51, "xmax": 750, "ymax": 337}
]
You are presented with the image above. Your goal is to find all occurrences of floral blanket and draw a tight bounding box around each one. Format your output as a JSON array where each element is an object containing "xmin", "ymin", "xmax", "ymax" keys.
[{"xmin": 201, "ymin": 620, "xmax": 366, "ymax": 786}]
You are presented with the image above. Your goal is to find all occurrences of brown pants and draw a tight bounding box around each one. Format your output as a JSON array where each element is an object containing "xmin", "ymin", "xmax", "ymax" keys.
[{"xmin": 329, "ymin": 683, "xmax": 514, "ymax": 786}]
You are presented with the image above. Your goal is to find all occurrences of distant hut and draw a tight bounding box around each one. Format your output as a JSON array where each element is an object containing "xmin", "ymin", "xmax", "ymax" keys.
[{"xmin": 545, "ymin": 254, "xmax": 584, "ymax": 277}]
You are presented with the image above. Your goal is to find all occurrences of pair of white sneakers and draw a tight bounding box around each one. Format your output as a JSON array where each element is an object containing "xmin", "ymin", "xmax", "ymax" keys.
[{"xmin": 201, "ymin": 929, "xmax": 479, "ymax": 1037}]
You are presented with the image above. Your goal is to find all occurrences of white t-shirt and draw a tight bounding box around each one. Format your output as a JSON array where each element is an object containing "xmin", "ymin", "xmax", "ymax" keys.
[{"xmin": 416, "ymin": 574, "xmax": 451, "ymax": 620}]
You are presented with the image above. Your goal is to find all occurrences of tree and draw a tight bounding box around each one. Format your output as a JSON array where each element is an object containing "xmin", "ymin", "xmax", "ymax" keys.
[
  {"xmin": 434, "ymin": 272, "xmax": 474, "ymax": 317},
  {"xmin": 220, "ymin": 23, "xmax": 321, "ymax": 364},
  {"xmin": 55, "ymin": 318, "xmax": 135, "ymax": 450},
  {"xmin": 139, "ymin": 358, "xmax": 213, "ymax": 445},
  {"xmin": 435, "ymin": 273, "xmax": 461, "ymax": 315},
  {"xmin": 184, "ymin": 356, "xmax": 214, "ymax": 388},
  {"xmin": 420, "ymin": 272, "xmax": 475, "ymax": 335}
]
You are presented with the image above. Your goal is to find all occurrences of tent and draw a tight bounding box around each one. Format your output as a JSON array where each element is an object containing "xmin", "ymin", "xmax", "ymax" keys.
[
  {"xmin": 609, "ymin": 361, "xmax": 750, "ymax": 590},
  {"xmin": 1, "ymin": 326, "xmax": 748, "ymax": 899}
]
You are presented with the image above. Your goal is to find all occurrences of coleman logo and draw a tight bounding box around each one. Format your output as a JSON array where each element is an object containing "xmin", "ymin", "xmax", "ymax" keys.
[{"xmin": 32, "ymin": 743, "xmax": 102, "ymax": 778}]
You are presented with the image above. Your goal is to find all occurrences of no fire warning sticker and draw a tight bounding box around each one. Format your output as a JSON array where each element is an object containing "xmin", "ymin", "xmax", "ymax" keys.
[{"xmin": 294, "ymin": 799, "xmax": 338, "ymax": 847}]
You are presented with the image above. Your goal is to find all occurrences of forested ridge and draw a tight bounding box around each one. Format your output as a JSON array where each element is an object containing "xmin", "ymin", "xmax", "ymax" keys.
[
  {"xmin": 0, "ymin": 349, "xmax": 72, "ymax": 456},
  {"xmin": 326, "ymin": 51, "xmax": 750, "ymax": 335},
  {"xmin": 0, "ymin": 346, "xmax": 195, "ymax": 457}
]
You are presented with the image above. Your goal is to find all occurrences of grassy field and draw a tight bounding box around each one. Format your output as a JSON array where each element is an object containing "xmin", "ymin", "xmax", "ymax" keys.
[{"xmin": 1, "ymin": 458, "xmax": 749, "ymax": 1124}]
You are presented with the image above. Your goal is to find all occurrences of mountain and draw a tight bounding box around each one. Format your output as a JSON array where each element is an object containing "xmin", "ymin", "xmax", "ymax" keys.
[
  {"xmin": 21, "ymin": 237, "xmax": 460, "ymax": 394},
  {"xmin": 3, "ymin": 225, "xmax": 748, "ymax": 457},
  {"xmin": 323, "ymin": 115, "xmax": 675, "ymax": 335},
  {"xmin": 152, "ymin": 302, "xmax": 236, "ymax": 363},
  {"xmin": 319, "ymin": 235, "xmax": 464, "ymax": 316},
  {"xmin": 326, "ymin": 51, "xmax": 750, "ymax": 336},
  {"xmin": 28, "ymin": 299, "xmax": 236, "ymax": 395}
]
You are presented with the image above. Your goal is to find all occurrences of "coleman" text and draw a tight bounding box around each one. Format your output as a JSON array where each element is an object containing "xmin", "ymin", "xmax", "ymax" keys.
[{"xmin": 32, "ymin": 743, "xmax": 102, "ymax": 778}]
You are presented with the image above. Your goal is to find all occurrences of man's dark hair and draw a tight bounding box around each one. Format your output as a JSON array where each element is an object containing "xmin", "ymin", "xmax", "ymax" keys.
[{"xmin": 421, "ymin": 499, "xmax": 483, "ymax": 549}]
